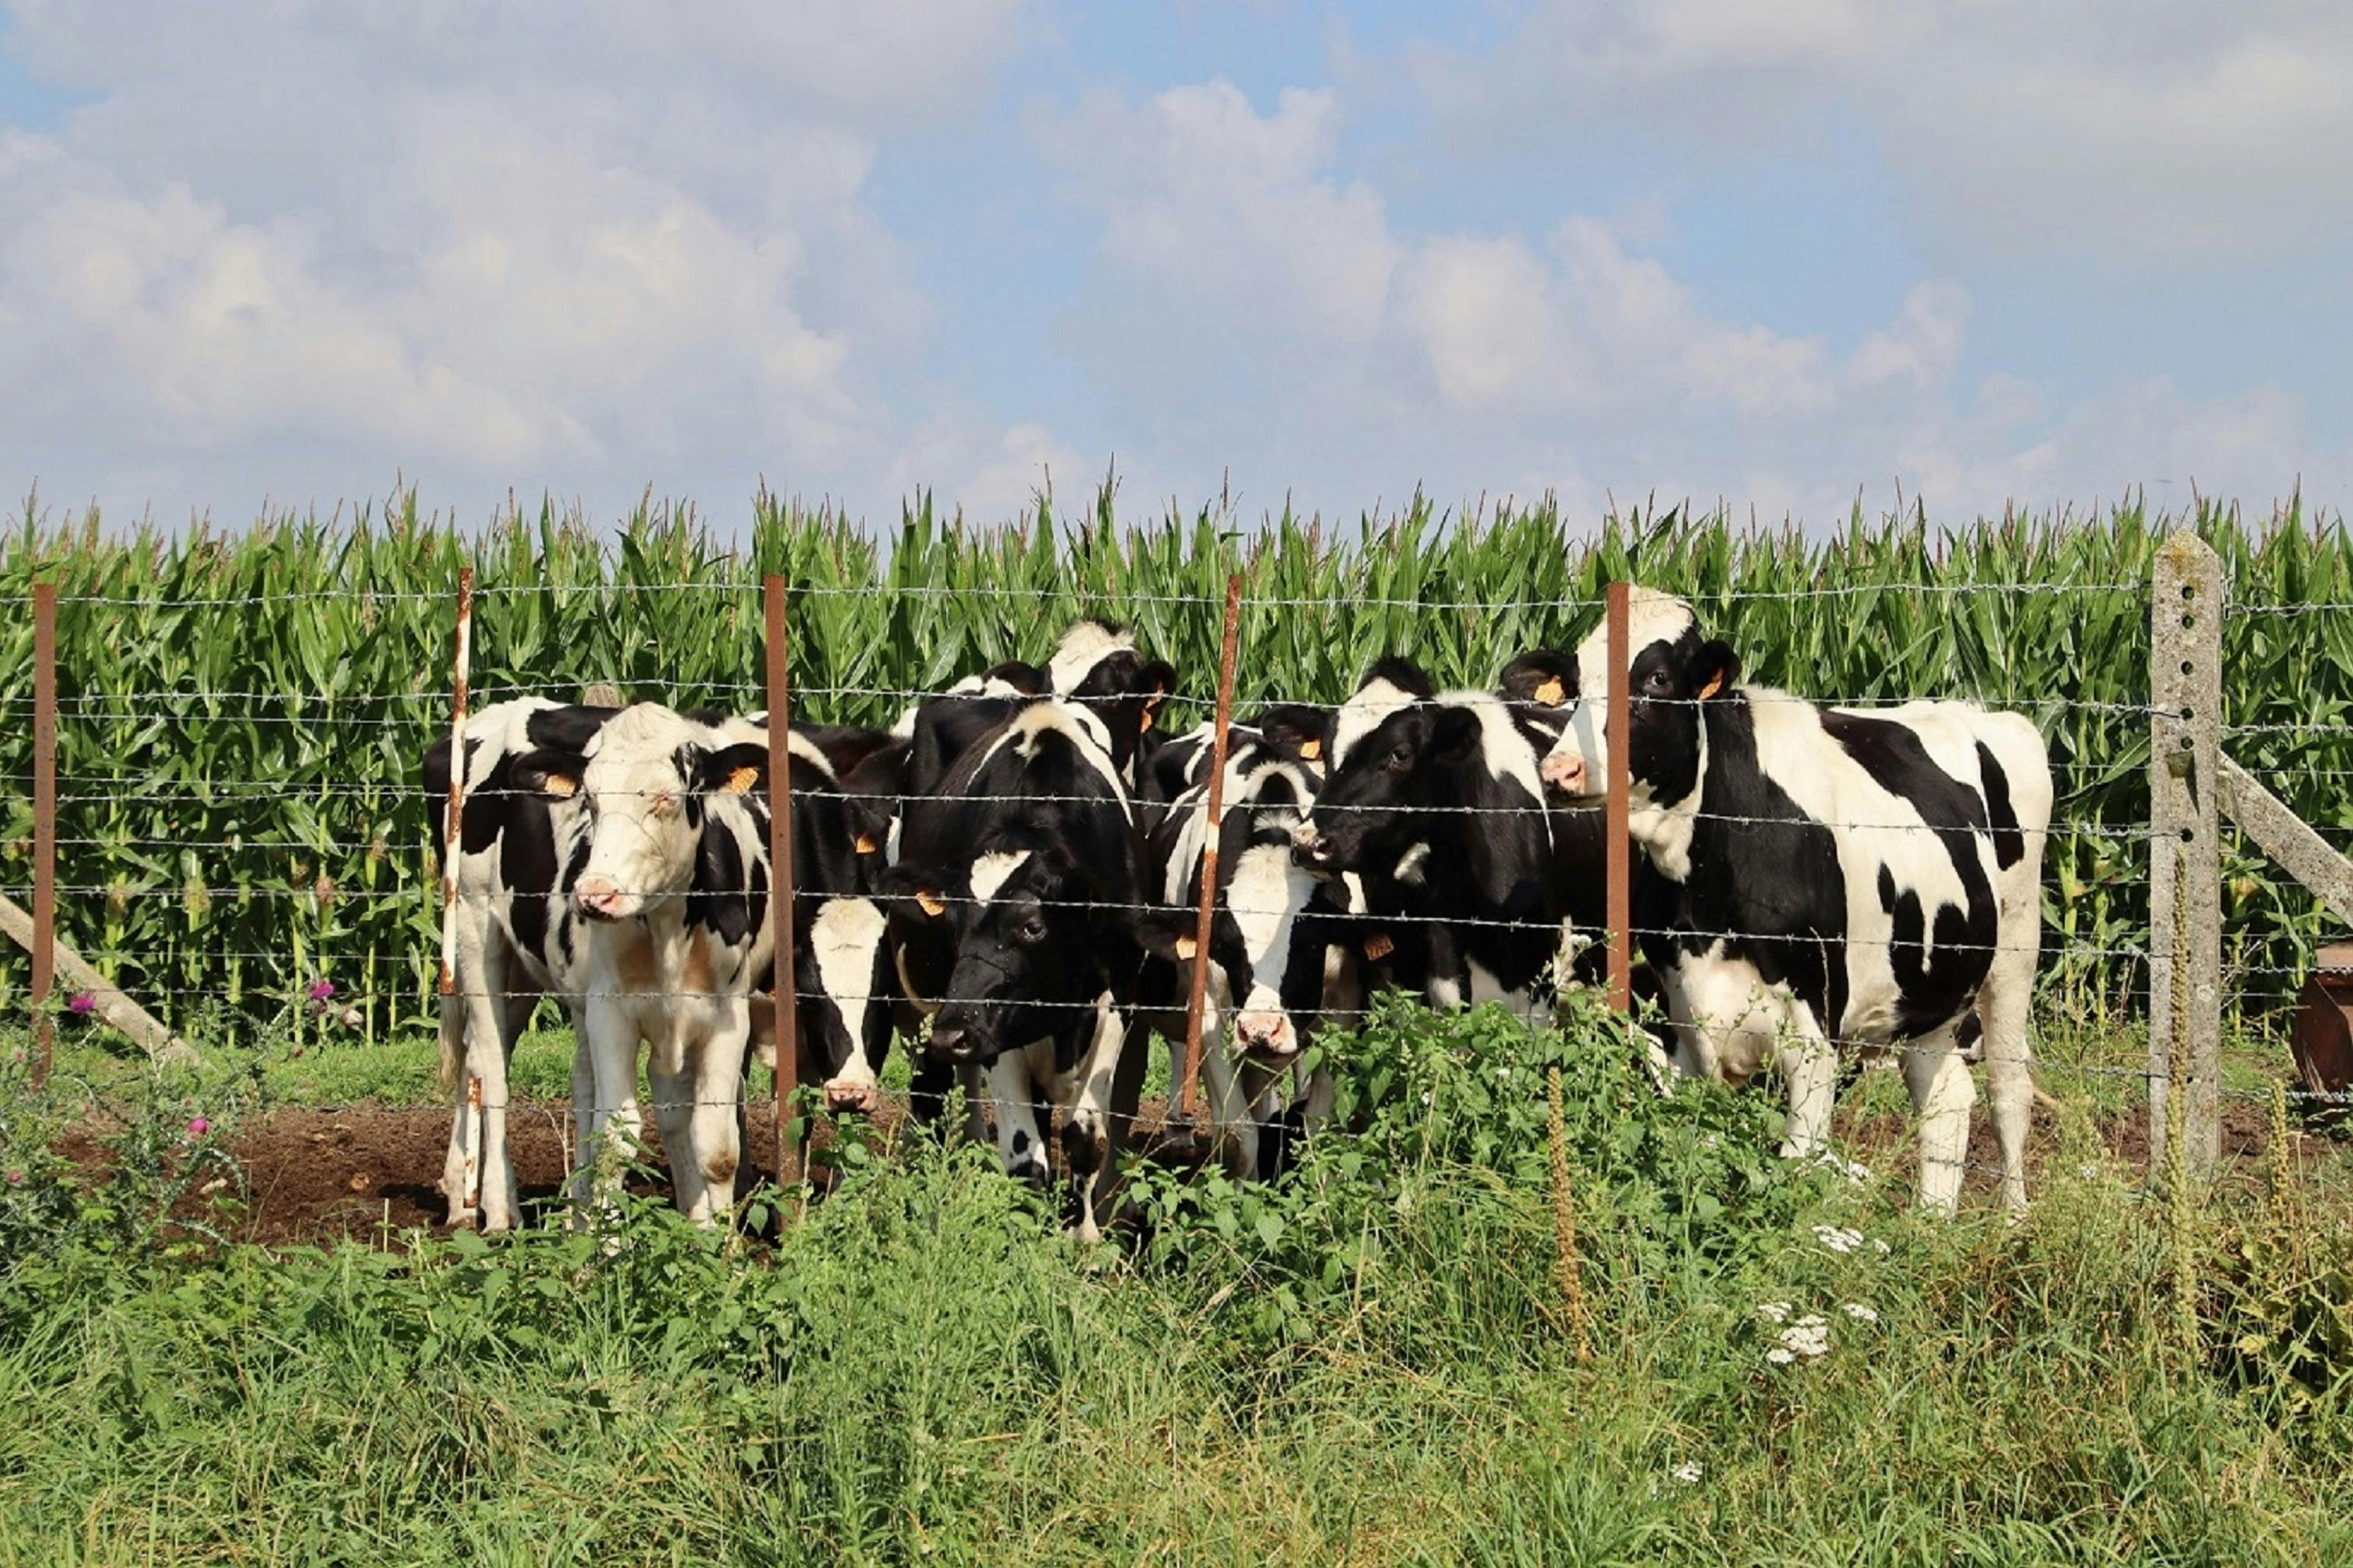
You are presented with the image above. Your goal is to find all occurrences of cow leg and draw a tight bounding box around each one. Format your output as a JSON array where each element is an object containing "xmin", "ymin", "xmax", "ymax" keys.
[
  {"xmin": 1776, "ymin": 1019, "xmax": 1840, "ymax": 1162},
  {"xmin": 1201, "ymin": 1024, "xmax": 1257, "ymax": 1182},
  {"xmin": 574, "ymin": 997, "xmax": 643, "ymax": 1215},
  {"xmin": 477, "ymin": 964, "xmax": 536, "ymax": 1233},
  {"xmin": 645, "ymin": 1032, "xmax": 705, "ymax": 1221},
  {"xmin": 1061, "ymin": 995, "xmax": 1128, "ymax": 1242},
  {"xmin": 1901, "ymin": 1028, "xmax": 1978, "ymax": 1216},
  {"xmin": 682, "ymin": 1004, "xmax": 751, "ymax": 1225},
  {"xmin": 987, "ymin": 1053, "xmax": 1050, "ymax": 1188},
  {"xmin": 440, "ymin": 905, "xmax": 509, "ymax": 1229},
  {"xmin": 1978, "ymin": 937, "xmax": 2038, "ymax": 1213},
  {"xmin": 960, "ymin": 1063, "xmax": 990, "ymax": 1145}
]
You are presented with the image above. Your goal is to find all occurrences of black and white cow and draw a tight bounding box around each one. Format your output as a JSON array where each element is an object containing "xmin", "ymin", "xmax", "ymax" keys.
[
  {"xmin": 879, "ymin": 697, "xmax": 1147, "ymax": 1239},
  {"xmin": 1537, "ymin": 587, "xmax": 2052, "ymax": 1211},
  {"xmin": 1293, "ymin": 657, "xmax": 1600, "ymax": 1016},
  {"xmin": 1135, "ymin": 726, "xmax": 1348, "ymax": 1177},
  {"xmin": 427, "ymin": 697, "xmax": 613, "ymax": 1232}
]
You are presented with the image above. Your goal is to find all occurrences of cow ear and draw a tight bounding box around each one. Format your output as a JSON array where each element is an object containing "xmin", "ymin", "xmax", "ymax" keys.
[
  {"xmin": 701, "ymin": 742, "xmax": 769, "ymax": 795},
  {"xmin": 877, "ymin": 863, "xmax": 952, "ymax": 919},
  {"xmin": 1252, "ymin": 703, "xmax": 1331, "ymax": 762},
  {"xmin": 983, "ymin": 658, "xmax": 1049, "ymax": 695},
  {"xmin": 1694, "ymin": 641, "xmax": 1739, "ymax": 701},
  {"xmin": 1134, "ymin": 907, "xmax": 1204, "ymax": 963},
  {"xmin": 508, "ymin": 748, "xmax": 585, "ymax": 800},
  {"xmin": 1431, "ymin": 705, "xmax": 1485, "ymax": 762},
  {"xmin": 1134, "ymin": 659, "xmax": 1178, "ymax": 733},
  {"xmin": 1498, "ymin": 648, "xmax": 1576, "ymax": 710}
]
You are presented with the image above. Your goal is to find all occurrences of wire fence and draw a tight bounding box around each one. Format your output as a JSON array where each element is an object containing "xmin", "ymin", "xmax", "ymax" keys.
[{"xmin": 5, "ymin": 561, "xmax": 2351, "ymax": 1217}]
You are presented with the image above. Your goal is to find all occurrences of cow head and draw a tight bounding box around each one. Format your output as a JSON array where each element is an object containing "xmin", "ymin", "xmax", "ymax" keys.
[
  {"xmin": 1144, "ymin": 760, "xmax": 1331, "ymax": 1063},
  {"xmin": 881, "ymin": 834, "xmax": 1117, "ymax": 1065},
  {"xmin": 1538, "ymin": 589, "xmax": 1738, "ymax": 810},
  {"xmin": 1046, "ymin": 618, "xmax": 1176, "ymax": 780},
  {"xmin": 508, "ymin": 703, "xmax": 767, "ymax": 923},
  {"xmin": 796, "ymin": 895, "xmax": 895, "ymax": 1113}
]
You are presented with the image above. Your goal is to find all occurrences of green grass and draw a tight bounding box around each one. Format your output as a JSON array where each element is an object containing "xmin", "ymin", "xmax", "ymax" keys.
[{"xmin": 3, "ymin": 999, "xmax": 2349, "ymax": 1566}]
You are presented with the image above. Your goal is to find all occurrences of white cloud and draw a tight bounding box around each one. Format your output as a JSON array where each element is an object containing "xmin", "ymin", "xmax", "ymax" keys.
[
  {"xmin": 1413, "ymin": 2, "xmax": 2353, "ymax": 255},
  {"xmin": 1037, "ymin": 74, "xmax": 2344, "ymax": 526},
  {"xmin": 0, "ymin": 0, "xmax": 1043, "ymax": 522}
]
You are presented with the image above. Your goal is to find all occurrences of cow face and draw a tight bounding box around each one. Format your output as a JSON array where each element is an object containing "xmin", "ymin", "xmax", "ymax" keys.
[
  {"xmin": 1141, "ymin": 837, "xmax": 1333, "ymax": 1063},
  {"xmin": 796, "ymin": 895, "xmax": 895, "ymax": 1113},
  {"xmin": 1539, "ymin": 589, "xmax": 1738, "ymax": 810},
  {"xmin": 509, "ymin": 704, "xmax": 768, "ymax": 923},
  {"xmin": 1290, "ymin": 700, "xmax": 1487, "ymax": 877},
  {"xmin": 883, "ymin": 839, "xmax": 1112, "ymax": 1065}
]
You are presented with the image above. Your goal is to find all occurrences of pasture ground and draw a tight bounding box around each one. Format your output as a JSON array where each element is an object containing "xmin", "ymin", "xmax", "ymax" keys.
[{"xmin": 4, "ymin": 997, "xmax": 2351, "ymax": 1565}]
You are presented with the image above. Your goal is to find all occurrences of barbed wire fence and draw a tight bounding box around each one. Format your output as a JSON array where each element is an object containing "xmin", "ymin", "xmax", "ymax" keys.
[{"xmin": 4, "ymin": 547, "xmax": 2351, "ymax": 1223}]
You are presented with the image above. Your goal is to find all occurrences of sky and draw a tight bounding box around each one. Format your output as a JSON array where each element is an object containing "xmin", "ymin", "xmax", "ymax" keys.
[{"xmin": 2, "ymin": 0, "xmax": 2349, "ymax": 533}]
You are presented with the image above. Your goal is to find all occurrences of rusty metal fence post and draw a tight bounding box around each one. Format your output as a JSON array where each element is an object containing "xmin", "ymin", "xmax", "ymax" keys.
[
  {"xmin": 435, "ymin": 566, "xmax": 477, "ymax": 1206},
  {"xmin": 1180, "ymin": 573, "xmax": 1246, "ymax": 1120},
  {"xmin": 2150, "ymin": 534, "xmax": 2224, "ymax": 1173},
  {"xmin": 765, "ymin": 574, "xmax": 802, "ymax": 1186},
  {"xmin": 29, "ymin": 582, "xmax": 57, "ymax": 1088},
  {"xmin": 1604, "ymin": 581, "xmax": 1633, "ymax": 1017}
]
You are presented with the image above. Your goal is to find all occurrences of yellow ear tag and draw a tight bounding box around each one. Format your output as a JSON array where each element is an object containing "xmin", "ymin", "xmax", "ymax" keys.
[
  {"xmin": 722, "ymin": 765, "xmax": 761, "ymax": 794},
  {"xmin": 1532, "ymin": 677, "xmax": 1566, "ymax": 706},
  {"xmin": 916, "ymin": 891, "xmax": 945, "ymax": 918},
  {"xmin": 854, "ymin": 832, "xmax": 878, "ymax": 854},
  {"xmin": 1362, "ymin": 932, "xmax": 1395, "ymax": 962},
  {"xmin": 1697, "ymin": 670, "xmax": 1726, "ymax": 701},
  {"xmin": 1175, "ymin": 935, "xmax": 1198, "ymax": 962},
  {"xmin": 1138, "ymin": 706, "xmax": 1156, "ymax": 733},
  {"xmin": 1298, "ymin": 737, "xmax": 1322, "ymax": 761},
  {"xmin": 542, "ymin": 774, "xmax": 578, "ymax": 799}
]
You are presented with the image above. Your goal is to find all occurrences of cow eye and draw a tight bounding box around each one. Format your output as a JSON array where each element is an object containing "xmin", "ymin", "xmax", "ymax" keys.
[
  {"xmin": 1385, "ymin": 743, "xmax": 1412, "ymax": 770},
  {"xmin": 1016, "ymin": 915, "xmax": 1049, "ymax": 943},
  {"xmin": 1642, "ymin": 669, "xmax": 1672, "ymax": 696}
]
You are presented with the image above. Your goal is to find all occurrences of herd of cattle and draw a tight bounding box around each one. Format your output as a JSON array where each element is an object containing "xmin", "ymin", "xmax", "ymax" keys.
[{"xmin": 425, "ymin": 588, "xmax": 2052, "ymax": 1239}]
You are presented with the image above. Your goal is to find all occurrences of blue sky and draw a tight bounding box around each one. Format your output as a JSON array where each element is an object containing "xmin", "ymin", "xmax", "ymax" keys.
[{"xmin": 2, "ymin": 0, "xmax": 2348, "ymax": 531}]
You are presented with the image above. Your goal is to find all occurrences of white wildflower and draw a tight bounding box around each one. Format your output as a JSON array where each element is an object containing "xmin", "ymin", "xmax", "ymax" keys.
[
  {"xmin": 1872, "ymin": 1238, "xmax": 1890, "ymax": 1256},
  {"xmin": 1755, "ymin": 1300, "xmax": 1792, "ymax": 1324},
  {"xmin": 1841, "ymin": 1302, "xmax": 1879, "ymax": 1324},
  {"xmin": 1420, "ymin": 1092, "xmax": 1433, "ymax": 1106},
  {"xmin": 1812, "ymin": 1224, "xmax": 1866, "ymax": 1256},
  {"xmin": 1764, "ymin": 1346, "xmax": 1796, "ymax": 1365},
  {"xmin": 1778, "ymin": 1315, "xmax": 1831, "ymax": 1359},
  {"xmin": 1670, "ymin": 1461, "xmax": 1704, "ymax": 1485},
  {"xmin": 1814, "ymin": 1151, "xmax": 1872, "ymax": 1185}
]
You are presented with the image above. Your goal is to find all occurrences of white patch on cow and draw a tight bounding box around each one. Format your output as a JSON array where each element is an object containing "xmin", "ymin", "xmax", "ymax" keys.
[
  {"xmin": 1391, "ymin": 841, "xmax": 1432, "ymax": 885},
  {"xmin": 1046, "ymin": 620, "xmax": 1132, "ymax": 694},
  {"xmin": 1226, "ymin": 843, "xmax": 1312, "ymax": 1014},
  {"xmin": 979, "ymin": 700, "xmax": 1131, "ymax": 819},
  {"xmin": 1428, "ymin": 974, "xmax": 1464, "ymax": 1010},
  {"xmin": 1569, "ymin": 587, "xmax": 1697, "ymax": 708},
  {"xmin": 811, "ymin": 897, "xmax": 887, "ymax": 1080},
  {"xmin": 784, "ymin": 727, "xmax": 835, "ymax": 781},
  {"xmin": 1331, "ymin": 675, "xmax": 1419, "ymax": 768},
  {"xmin": 884, "ymin": 812, "xmax": 904, "ymax": 867},
  {"xmin": 969, "ymin": 850, "xmax": 1032, "ymax": 905}
]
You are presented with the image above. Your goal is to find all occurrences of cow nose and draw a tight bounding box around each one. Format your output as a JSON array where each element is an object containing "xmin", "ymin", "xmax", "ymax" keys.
[
  {"xmin": 823, "ymin": 1078, "xmax": 879, "ymax": 1114},
  {"xmin": 1235, "ymin": 1011, "xmax": 1296, "ymax": 1059},
  {"xmin": 1290, "ymin": 828, "xmax": 1333, "ymax": 867},
  {"xmin": 575, "ymin": 875, "xmax": 624, "ymax": 919},
  {"xmin": 1540, "ymin": 751, "xmax": 1587, "ymax": 795},
  {"xmin": 927, "ymin": 1025, "xmax": 973, "ymax": 1062}
]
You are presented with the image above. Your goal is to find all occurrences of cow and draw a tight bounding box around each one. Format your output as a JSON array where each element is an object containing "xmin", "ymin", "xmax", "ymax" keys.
[
  {"xmin": 1134, "ymin": 724, "xmax": 1349, "ymax": 1178},
  {"xmin": 1293, "ymin": 657, "xmax": 1603, "ymax": 1017},
  {"xmin": 427, "ymin": 697, "xmax": 612, "ymax": 1232},
  {"xmin": 496, "ymin": 701, "xmax": 883, "ymax": 1222},
  {"xmin": 1043, "ymin": 618, "xmax": 1176, "ymax": 786},
  {"xmin": 1536, "ymin": 587, "xmax": 2052, "ymax": 1212},
  {"xmin": 878, "ymin": 697, "xmax": 1147, "ymax": 1239}
]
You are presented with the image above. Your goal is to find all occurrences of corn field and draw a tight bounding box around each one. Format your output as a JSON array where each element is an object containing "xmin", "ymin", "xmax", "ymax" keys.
[{"xmin": 1, "ymin": 485, "xmax": 2348, "ymax": 1042}]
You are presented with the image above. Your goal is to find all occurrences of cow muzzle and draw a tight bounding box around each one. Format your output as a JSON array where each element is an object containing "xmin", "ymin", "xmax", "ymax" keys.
[
  {"xmin": 1233, "ymin": 1010, "xmax": 1299, "ymax": 1063},
  {"xmin": 823, "ymin": 1076, "xmax": 880, "ymax": 1115},
  {"xmin": 573, "ymin": 874, "xmax": 635, "ymax": 920},
  {"xmin": 1290, "ymin": 824, "xmax": 1338, "ymax": 870},
  {"xmin": 1539, "ymin": 749, "xmax": 1590, "ymax": 798}
]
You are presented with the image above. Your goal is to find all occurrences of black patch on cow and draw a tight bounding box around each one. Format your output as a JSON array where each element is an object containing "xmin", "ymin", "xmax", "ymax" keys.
[
  {"xmin": 525, "ymin": 705, "xmax": 619, "ymax": 754},
  {"xmin": 1976, "ymin": 742, "xmax": 2024, "ymax": 870},
  {"xmin": 1646, "ymin": 698, "xmax": 1851, "ymax": 1041}
]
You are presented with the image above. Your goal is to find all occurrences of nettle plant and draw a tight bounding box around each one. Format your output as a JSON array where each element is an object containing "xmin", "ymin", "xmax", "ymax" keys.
[{"xmin": 1124, "ymin": 988, "xmax": 1856, "ymax": 1347}]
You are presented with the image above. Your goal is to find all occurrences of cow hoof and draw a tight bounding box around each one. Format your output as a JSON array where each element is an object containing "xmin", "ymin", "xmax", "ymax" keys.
[{"xmin": 1011, "ymin": 1158, "xmax": 1050, "ymax": 1190}]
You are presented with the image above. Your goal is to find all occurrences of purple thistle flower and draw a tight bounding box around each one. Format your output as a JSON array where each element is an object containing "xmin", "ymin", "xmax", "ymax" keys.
[
  {"xmin": 307, "ymin": 979, "xmax": 336, "ymax": 1004},
  {"xmin": 187, "ymin": 1116, "xmax": 210, "ymax": 1137},
  {"xmin": 67, "ymin": 992, "xmax": 97, "ymax": 1016}
]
